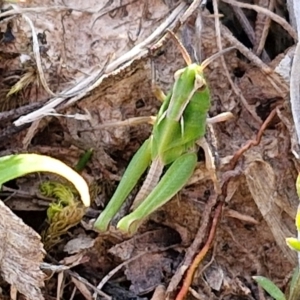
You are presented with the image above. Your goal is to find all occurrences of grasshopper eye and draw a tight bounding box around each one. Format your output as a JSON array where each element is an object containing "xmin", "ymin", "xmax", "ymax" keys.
[
  {"xmin": 194, "ymin": 74, "xmax": 206, "ymax": 91},
  {"xmin": 174, "ymin": 68, "xmax": 184, "ymax": 80}
]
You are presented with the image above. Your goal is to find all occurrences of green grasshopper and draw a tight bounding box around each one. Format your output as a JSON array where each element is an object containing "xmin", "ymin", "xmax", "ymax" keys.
[{"xmin": 94, "ymin": 33, "xmax": 234, "ymax": 235}]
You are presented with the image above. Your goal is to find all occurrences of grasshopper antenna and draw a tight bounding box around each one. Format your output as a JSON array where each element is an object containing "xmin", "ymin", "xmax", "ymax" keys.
[
  {"xmin": 201, "ymin": 46, "xmax": 236, "ymax": 69},
  {"xmin": 167, "ymin": 29, "xmax": 192, "ymax": 66},
  {"xmin": 166, "ymin": 29, "xmax": 234, "ymax": 68}
]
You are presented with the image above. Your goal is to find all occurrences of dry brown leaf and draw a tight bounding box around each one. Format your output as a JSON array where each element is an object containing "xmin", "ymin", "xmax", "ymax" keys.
[
  {"xmin": 124, "ymin": 253, "xmax": 174, "ymax": 295},
  {"xmin": 71, "ymin": 277, "xmax": 93, "ymax": 300},
  {"xmin": 245, "ymin": 160, "xmax": 296, "ymax": 263},
  {"xmin": 0, "ymin": 200, "xmax": 45, "ymax": 300},
  {"xmin": 203, "ymin": 263, "xmax": 224, "ymax": 291},
  {"xmin": 64, "ymin": 235, "xmax": 95, "ymax": 254},
  {"xmin": 150, "ymin": 285, "xmax": 166, "ymax": 300},
  {"xmin": 108, "ymin": 229, "xmax": 180, "ymax": 294}
]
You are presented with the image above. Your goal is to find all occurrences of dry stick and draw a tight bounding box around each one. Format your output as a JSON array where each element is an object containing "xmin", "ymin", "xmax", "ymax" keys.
[
  {"xmin": 93, "ymin": 252, "xmax": 147, "ymax": 299},
  {"xmin": 78, "ymin": 116, "xmax": 156, "ymax": 132},
  {"xmin": 223, "ymin": 1, "xmax": 292, "ymax": 95},
  {"xmin": 290, "ymin": 0, "xmax": 300, "ymax": 151},
  {"xmin": 221, "ymin": 27, "xmax": 289, "ymax": 96},
  {"xmin": 212, "ymin": 0, "xmax": 262, "ymax": 124},
  {"xmin": 231, "ymin": 5, "xmax": 270, "ymax": 62},
  {"xmin": 221, "ymin": 0, "xmax": 298, "ymax": 42},
  {"xmin": 11, "ymin": 3, "xmax": 80, "ymax": 99},
  {"xmin": 214, "ymin": 4, "xmax": 289, "ymax": 96},
  {"xmin": 179, "ymin": 0, "xmax": 203, "ymax": 25},
  {"xmin": 254, "ymin": 0, "xmax": 274, "ymax": 57},
  {"xmin": 166, "ymin": 193, "xmax": 219, "ymax": 298},
  {"xmin": 175, "ymin": 202, "xmax": 223, "ymax": 300},
  {"xmin": 229, "ymin": 106, "xmax": 279, "ymax": 169},
  {"xmin": 44, "ymin": 255, "xmax": 112, "ymax": 300},
  {"xmin": 151, "ymin": 285, "xmax": 167, "ymax": 300},
  {"xmin": 0, "ymin": 101, "xmax": 46, "ymax": 123},
  {"xmin": 172, "ymin": 107, "xmax": 279, "ymax": 299},
  {"xmin": 69, "ymin": 271, "xmax": 112, "ymax": 300},
  {"xmin": 0, "ymin": 6, "xmax": 95, "ymax": 19},
  {"xmin": 14, "ymin": 2, "xmax": 192, "ymax": 126},
  {"xmin": 21, "ymin": 13, "xmax": 56, "ymax": 97}
]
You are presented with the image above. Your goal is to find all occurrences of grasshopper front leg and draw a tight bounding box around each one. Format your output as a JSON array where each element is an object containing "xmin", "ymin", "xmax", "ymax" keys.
[
  {"xmin": 117, "ymin": 152, "xmax": 197, "ymax": 235},
  {"xmin": 204, "ymin": 111, "xmax": 234, "ymax": 193},
  {"xmin": 197, "ymin": 137, "xmax": 221, "ymax": 194}
]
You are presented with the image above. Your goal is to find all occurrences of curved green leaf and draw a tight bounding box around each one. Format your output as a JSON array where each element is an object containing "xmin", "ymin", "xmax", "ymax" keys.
[
  {"xmin": 0, "ymin": 154, "xmax": 90, "ymax": 206},
  {"xmin": 286, "ymin": 238, "xmax": 300, "ymax": 252}
]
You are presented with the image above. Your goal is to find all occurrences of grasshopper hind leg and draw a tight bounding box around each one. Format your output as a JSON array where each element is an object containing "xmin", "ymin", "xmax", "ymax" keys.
[
  {"xmin": 131, "ymin": 158, "xmax": 164, "ymax": 210},
  {"xmin": 117, "ymin": 152, "xmax": 198, "ymax": 235}
]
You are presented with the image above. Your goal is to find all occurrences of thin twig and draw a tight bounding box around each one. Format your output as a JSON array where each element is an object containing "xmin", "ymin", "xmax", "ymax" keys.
[
  {"xmin": 229, "ymin": 106, "xmax": 280, "ymax": 169},
  {"xmin": 221, "ymin": 26, "xmax": 289, "ymax": 96},
  {"xmin": 0, "ymin": 101, "xmax": 46, "ymax": 123},
  {"xmin": 44, "ymin": 255, "xmax": 112, "ymax": 300},
  {"xmin": 221, "ymin": 0, "xmax": 297, "ymax": 41},
  {"xmin": 232, "ymin": 5, "xmax": 270, "ymax": 61},
  {"xmin": 21, "ymin": 13, "xmax": 55, "ymax": 97},
  {"xmin": 14, "ymin": 2, "xmax": 189, "ymax": 126},
  {"xmin": 175, "ymin": 202, "xmax": 223, "ymax": 300},
  {"xmin": 171, "ymin": 105, "xmax": 280, "ymax": 299},
  {"xmin": 254, "ymin": 0, "xmax": 274, "ymax": 57},
  {"xmin": 79, "ymin": 116, "xmax": 155, "ymax": 132},
  {"xmin": 212, "ymin": 0, "xmax": 262, "ymax": 124},
  {"xmin": 166, "ymin": 193, "xmax": 219, "ymax": 298},
  {"xmin": 1, "ymin": 186, "xmax": 53, "ymax": 203},
  {"xmin": 94, "ymin": 252, "xmax": 146, "ymax": 296}
]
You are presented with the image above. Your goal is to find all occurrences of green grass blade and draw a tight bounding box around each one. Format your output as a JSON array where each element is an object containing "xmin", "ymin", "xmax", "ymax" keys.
[{"xmin": 253, "ymin": 276, "xmax": 286, "ymax": 300}]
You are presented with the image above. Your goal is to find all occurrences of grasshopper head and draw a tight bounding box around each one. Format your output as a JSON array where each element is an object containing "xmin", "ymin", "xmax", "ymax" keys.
[{"xmin": 174, "ymin": 64, "xmax": 207, "ymax": 93}]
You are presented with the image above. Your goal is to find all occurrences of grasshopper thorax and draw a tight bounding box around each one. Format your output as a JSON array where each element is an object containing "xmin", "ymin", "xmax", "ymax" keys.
[{"xmin": 194, "ymin": 72, "xmax": 206, "ymax": 91}]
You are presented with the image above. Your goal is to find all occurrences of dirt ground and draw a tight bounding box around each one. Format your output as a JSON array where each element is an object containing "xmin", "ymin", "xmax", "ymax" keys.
[{"xmin": 0, "ymin": 0, "xmax": 299, "ymax": 299}]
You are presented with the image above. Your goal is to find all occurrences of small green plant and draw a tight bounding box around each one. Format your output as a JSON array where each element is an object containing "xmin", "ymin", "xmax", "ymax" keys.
[
  {"xmin": 253, "ymin": 174, "xmax": 300, "ymax": 300},
  {"xmin": 40, "ymin": 181, "xmax": 86, "ymax": 250}
]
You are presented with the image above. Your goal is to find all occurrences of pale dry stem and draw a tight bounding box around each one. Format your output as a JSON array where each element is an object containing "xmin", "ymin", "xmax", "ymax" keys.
[
  {"xmin": 254, "ymin": 0, "xmax": 275, "ymax": 57},
  {"xmin": 14, "ymin": 2, "xmax": 189, "ymax": 126},
  {"xmin": 221, "ymin": 0, "xmax": 297, "ymax": 41},
  {"xmin": 212, "ymin": 0, "xmax": 262, "ymax": 124}
]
